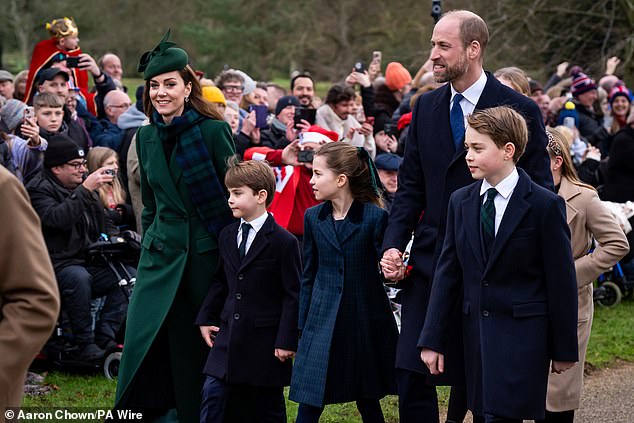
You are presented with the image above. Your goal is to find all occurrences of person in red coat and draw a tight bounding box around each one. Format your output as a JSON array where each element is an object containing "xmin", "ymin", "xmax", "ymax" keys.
[{"xmin": 24, "ymin": 17, "xmax": 105, "ymax": 116}]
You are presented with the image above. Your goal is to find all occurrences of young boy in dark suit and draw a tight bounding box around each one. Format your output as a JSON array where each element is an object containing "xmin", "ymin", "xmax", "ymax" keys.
[
  {"xmin": 418, "ymin": 106, "xmax": 578, "ymax": 423},
  {"xmin": 196, "ymin": 159, "xmax": 301, "ymax": 423}
]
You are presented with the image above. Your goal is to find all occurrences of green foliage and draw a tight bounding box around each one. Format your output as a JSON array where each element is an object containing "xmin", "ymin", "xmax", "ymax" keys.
[{"xmin": 2, "ymin": 0, "xmax": 632, "ymax": 82}]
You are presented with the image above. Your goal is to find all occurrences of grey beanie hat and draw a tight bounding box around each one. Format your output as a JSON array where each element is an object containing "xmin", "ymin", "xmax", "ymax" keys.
[{"xmin": 0, "ymin": 99, "xmax": 27, "ymax": 133}]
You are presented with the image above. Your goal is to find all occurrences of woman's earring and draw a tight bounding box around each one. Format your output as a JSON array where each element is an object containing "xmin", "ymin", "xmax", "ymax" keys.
[{"xmin": 185, "ymin": 96, "xmax": 189, "ymax": 103}]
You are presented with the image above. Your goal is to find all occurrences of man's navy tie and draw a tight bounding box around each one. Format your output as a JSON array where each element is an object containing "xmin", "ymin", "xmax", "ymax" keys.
[{"xmin": 450, "ymin": 93, "xmax": 465, "ymax": 150}]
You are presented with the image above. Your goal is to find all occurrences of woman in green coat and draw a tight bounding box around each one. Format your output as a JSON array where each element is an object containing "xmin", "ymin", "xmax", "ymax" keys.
[{"xmin": 115, "ymin": 33, "xmax": 235, "ymax": 422}]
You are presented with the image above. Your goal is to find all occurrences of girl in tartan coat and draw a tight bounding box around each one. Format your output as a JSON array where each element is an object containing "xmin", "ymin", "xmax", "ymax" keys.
[{"xmin": 289, "ymin": 142, "xmax": 398, "ymax": 422}]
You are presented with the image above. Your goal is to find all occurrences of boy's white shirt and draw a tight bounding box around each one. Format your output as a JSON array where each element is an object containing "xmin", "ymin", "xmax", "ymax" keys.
[
  {"xmin": 237, "ymin": 211, "xmax": 269, "ymax": 255},
  {"xmin": 480, "ymin": 167, "xmax": 519, "ymax": 236}
]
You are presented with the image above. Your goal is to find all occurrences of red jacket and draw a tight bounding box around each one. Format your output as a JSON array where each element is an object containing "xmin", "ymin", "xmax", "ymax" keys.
[{"xmin": 244, "ymin": 147, "xmax": 319, "ymax": 235}]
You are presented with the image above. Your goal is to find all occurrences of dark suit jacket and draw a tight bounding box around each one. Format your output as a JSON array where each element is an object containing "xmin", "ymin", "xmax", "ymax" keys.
[
  {"xmin": 382, "ymin": 72, "xmax": 554, "ymax": 377},
  {"xmin": 418, "ymin": 169, "xmax": 578, "ymax": 420},
  {"xmin": 195, "ymin": 213, "xmax": 301, "ymax": 387}
]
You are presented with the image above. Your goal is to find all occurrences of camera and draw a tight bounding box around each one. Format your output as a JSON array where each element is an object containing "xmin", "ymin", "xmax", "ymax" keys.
[
  {"xmin": 65, "ymin": 56, "xmax": 81, "ymax": 68},
  {"xmin": 353, "ymin": 61, "xmax": 366, "ymax": 73},
  {"xmin": 384, "ymin": 123, "xmax": 397, "ymax": 138},
  {"xmin": 103, "ymin": 169, "xmax": 117, "ymax": 176},
  {"xmin": 431, "ymin": 0, "xmax": 442, "ymax": 22},
  {"xmin": 297, "ymin": 150, "xmax": 315, "ymax": 163}
]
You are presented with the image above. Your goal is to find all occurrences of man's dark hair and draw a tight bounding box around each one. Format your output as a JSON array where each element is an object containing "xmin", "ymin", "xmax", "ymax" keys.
[
  {"xmin": 325, "ymin": 84, "xmax": 356, "ymax": 106},
  {"xmin": 290, "ymin": 73, "xmax": 315, "ymax": 91}
]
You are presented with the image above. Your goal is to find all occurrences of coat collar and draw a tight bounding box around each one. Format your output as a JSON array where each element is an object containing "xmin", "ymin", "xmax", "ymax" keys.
[
  {"xmin": 233, "ymin": 213, "xmax": 275, "ymax": 271},
  {"xmin": 484, "ymin": 168, "xmax": 533, "ymax": 275},
  {"xmin": 558, "ymin": 177, "xmax": 582, "ymax": 225},
  {"xmin": 316, "ymin": 200, "xmax": 364, "ymax": 250},
  {"xmin": 461, "ymin": 180, "xmax": 486, "ymax": 268}
]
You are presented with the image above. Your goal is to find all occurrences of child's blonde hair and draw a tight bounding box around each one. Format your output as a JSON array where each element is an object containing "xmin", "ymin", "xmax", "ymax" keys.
[
  {"xmin": 467, "ymin": 106, "xmax": 528, "ymax": 163},
  {"xmin": 33, "ymin": 92, "xmax": 65, "ymax": 111},
  {"xmin": 87, "ymin": 147, "xmax": 126, "ymax": 207},
  {"xmin": 314, "ymin": 143, "xmax": 383, "ymax": 207}
]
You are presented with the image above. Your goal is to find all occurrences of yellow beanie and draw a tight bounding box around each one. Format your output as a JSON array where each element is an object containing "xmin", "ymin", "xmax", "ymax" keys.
[{"xmin": 202, "ymin": 86, "xmax": 226, "ymax": 105}]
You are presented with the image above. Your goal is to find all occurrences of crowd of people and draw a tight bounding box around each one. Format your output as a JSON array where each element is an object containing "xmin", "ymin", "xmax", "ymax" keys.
[{"xmin": 0, "ymin": 9, "xmax": 632, "ymax": 423}]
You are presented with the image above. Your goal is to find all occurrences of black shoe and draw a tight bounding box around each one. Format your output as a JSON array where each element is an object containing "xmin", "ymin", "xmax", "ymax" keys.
[{"xmin": 77, "ymin": 343, "xmax": 106, "ymax": 361}]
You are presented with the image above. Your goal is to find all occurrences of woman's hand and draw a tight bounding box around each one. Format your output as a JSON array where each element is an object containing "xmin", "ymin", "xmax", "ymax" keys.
[{"xmin": 241, "ymin": 111, "xmax": 257, "ymax": 137}]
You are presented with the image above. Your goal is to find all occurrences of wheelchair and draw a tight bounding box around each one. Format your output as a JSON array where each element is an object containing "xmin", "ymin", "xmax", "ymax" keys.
[{"xmin": 32, "ymin": 233, "xmax": 139, "ymax": 379}]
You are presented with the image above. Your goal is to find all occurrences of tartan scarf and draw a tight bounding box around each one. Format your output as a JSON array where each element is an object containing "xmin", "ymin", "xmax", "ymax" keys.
[{"xmin": 153, "ymin": 108, "xmax": 233, "ymax": 238}]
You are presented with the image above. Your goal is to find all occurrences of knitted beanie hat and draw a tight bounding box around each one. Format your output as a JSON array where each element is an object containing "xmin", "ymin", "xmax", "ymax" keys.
[
  {"xmin": 608, "ymin": 84, "xmax": 631, "ymax": 105},
  {"xmin": 0, "ymin": 99, "xmax": 27, "ymax": 133},
  {"xmin": 385, "ymin": 62, "xmax": 412, "ymax": 91},
  {"xmin": 570, "ymin": 72, "xmax": 597, "ymax": 97}
]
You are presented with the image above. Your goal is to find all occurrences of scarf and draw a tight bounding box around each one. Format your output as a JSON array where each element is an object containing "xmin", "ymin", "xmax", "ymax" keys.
[{"xmin": 153, "ymin": 108, "xmax": 233, "ymax": 238}]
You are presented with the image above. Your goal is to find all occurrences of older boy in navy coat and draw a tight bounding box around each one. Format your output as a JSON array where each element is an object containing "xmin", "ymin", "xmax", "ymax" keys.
[
  {"xmin": 419, "ymin": 107, "xmax": 578, "ymax": 423},
  {"xmin": 196, "ymin": 159, "xmax": 301, "ymax": 423}
]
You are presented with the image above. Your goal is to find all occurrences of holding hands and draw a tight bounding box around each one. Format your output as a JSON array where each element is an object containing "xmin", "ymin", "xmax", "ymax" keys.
[{"xmin": 380, "ymin": 248, "xmax": 406, "ymax": 282}]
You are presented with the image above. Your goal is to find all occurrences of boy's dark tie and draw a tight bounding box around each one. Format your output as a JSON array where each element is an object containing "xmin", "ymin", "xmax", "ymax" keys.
[
  {"xmin": 450, "ymin": 93, "xmax": 465, "ymax": 149},
  {"xmin": 238, "ymin": 222, "xmax": 252, "ymax": 259},
  {"xmin": 481, "ymin": 188, "xmax": 497, "ymax": 255}
]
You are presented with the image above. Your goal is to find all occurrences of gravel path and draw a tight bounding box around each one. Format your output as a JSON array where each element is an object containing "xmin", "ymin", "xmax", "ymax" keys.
[
  {"xmin": 440, "ymin": 361, "xmax": 634, "ymax": 423},
  {"xmin": 576, "ymin": 360, "xmax": 634, "ymax": 423}
]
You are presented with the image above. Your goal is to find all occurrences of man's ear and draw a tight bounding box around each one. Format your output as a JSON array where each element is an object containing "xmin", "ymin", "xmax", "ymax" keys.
[{"xmin": 467, "ymin": 40, "xmax": 481, "ymax": 61}]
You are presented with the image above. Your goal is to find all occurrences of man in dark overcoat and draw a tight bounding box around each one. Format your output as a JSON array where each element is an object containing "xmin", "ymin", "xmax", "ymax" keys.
[{"xmin": 380, "ymin": 10, "xmax": 553, "ymax": 423}]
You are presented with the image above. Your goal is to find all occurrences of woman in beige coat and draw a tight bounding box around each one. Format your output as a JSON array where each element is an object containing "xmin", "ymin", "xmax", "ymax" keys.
[{"xmin": 540, "ymin": 128, "xmax": 629, "ymax": 423}]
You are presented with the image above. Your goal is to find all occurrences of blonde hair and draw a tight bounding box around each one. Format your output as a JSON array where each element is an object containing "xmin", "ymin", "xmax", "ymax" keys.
[
  {"xmin": 494, "ymin": 67, "xmax": 531, "ymax": 96},
  {"xmin": 87, "ymin": 147, "xmax": 127, "ymax": 206},
  {"xmin": 546, "ymin": 127, "xmax": 595, "ymax": 191}
]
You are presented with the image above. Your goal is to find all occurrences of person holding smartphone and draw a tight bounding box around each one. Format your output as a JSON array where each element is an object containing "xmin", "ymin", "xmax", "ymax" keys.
[{"xmin": 260, "ymin": 95, "xmax": 302, "ymax": 150}]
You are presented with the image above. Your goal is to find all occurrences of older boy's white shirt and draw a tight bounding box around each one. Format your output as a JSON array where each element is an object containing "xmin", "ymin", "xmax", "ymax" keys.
[
  {"xmin": 481, "ymin": 167, "xmax": 519, "ymax": 236},
  {"xmin": 450, "ymin": 69, "xmax": 487, "ymax": 127},
  {"xmin": 237, "ymin": 211, "xmax": 269, "ymax": 255}
]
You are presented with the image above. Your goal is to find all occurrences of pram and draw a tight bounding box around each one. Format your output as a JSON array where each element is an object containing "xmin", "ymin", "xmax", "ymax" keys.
[{"xmin": 32, "ymin": 232, "xmax": 139, "ymax": 379}]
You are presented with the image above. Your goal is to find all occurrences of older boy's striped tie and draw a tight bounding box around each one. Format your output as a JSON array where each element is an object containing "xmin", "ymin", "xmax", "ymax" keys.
[{"xmin": 481, "ymin": 188, "xmax": 497, "ymax": 255}]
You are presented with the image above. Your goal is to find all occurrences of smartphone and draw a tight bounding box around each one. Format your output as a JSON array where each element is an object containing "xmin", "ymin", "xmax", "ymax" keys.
[
  {"xmin": 366, "ymin": 116, "xmax": 375, "ymax": 126},
  {"xmin": 384, "ymin": 123, "xmax": 397, "ymax": 137},
  {"xmin": 248, "ymin": 104, "xmax": 268, "ymax": 128},
  {"xmin": 297, "ymin": 150, "xmax": 315, "ymax": 163},
  {"xmin": 372, "ymin": 51, "xmax": 382, "ymax": 64},
  {"xmin": 24, "ymin": 106, "xmax": 35, "ymax": 121},
  {"xmin": 66, "ymin": 56, "xmax": 81, "ymax": 68},
  {"xmin": 294, "ymin": 107, "xmax": 316, "ymax": 128},
  {"xmin": 353, "ymin": 61, "xmax": 366, "ymax": 73}
]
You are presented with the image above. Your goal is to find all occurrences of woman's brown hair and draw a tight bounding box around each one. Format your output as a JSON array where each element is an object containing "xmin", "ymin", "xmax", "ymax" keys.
[
  {"xmin": 314, "ymin": 142, "xmax": 383, "ymax": 207},
  {"xmin": 546, "ymin": 127, "xmax": 595, "ymax": 191},
  {"xmin": 144, "ymin": 64, "xmax": 223, "ymax": 121},
  {"xmin": 87, "ymin": 146, "xmax": 127, "ymax": 206}
]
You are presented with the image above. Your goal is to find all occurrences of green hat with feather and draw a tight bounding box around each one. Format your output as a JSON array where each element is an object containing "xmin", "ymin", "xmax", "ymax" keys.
[{"xmin": 138, "ymin": 29, "xmax": 188, "ymax": 80}]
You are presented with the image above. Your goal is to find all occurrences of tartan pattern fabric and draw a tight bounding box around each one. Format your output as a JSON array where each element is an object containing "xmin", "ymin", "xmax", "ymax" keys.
[{"xmin": 153, "ymin": 108, "xmax": 233, "ymax": 237}]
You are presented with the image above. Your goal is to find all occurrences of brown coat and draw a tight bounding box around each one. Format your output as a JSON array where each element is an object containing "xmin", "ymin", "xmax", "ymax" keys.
[
  {"xmin": 546, "ymin": 177, "xmax": 629, "ymax": 411},
  {"xmin": 0, "ymin": 167, "xmax": 59, "ymax": 415}
]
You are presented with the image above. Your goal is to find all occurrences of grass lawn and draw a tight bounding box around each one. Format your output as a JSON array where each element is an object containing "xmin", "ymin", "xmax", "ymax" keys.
[{"xmin": 23, "ymin": 301, "xmax": 633, "ymax": 421}]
